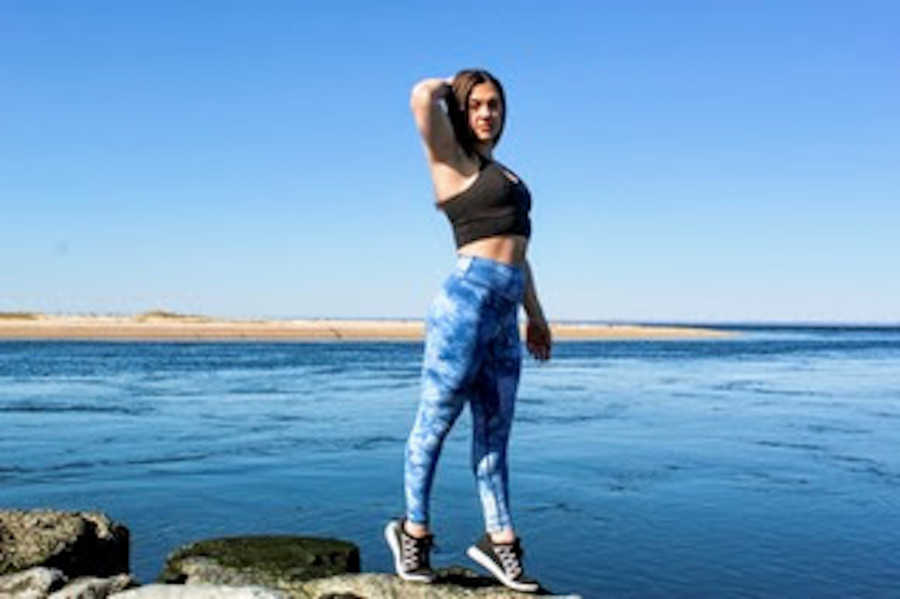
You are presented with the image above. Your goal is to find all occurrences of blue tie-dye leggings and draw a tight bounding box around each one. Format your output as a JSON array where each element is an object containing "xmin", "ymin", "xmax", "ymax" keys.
[{"xmin": 404, "ymin": 255, "xmax": 526, "ymax": 533}]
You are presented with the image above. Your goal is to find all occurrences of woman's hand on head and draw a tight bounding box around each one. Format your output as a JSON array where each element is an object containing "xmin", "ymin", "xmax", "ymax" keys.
[
  {"xmin": 410, "ymin": 78, "xmax": 461, "ymax": 166},
  {"xmin": 526, "ymin": 319, "xmax": 552, "ymax": 362}
]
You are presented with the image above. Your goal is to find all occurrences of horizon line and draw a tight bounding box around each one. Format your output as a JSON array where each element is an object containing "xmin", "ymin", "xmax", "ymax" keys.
[{"xmin": 2, "ymin": 310, "xmax": 898, "ymax": 328}]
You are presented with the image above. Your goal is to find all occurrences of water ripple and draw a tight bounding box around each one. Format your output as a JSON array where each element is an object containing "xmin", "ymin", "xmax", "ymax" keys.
[
  {"xmin": 713, "ymin": 380, "xmax": 832, "ymax": 398},
  {"xmin": 228, "ymin": 385, "xmax": 289, "ymax": 395},
  {"xmin": 806, "ymin": 424, "xmax": 871, "ymax": 435},
  {"xmin": 0, "ymin": 400, "xmax": 154, "ymax": 416},
  {"xmin": 754, "ymin": 440, "xmax": 825, "ymax": 451},
  {"xmin": 352, "ymin": 435, "xmax": 406, "ymax": 451}
]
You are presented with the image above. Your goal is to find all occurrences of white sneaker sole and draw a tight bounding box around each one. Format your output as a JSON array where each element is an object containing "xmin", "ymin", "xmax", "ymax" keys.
[
  {"xmin": 467, "ymin": 545, "xmax": 539, "ymax": 593},
  {"xmin": 384, "ymin": 521, "xmax": 435, "ymax": 583}
]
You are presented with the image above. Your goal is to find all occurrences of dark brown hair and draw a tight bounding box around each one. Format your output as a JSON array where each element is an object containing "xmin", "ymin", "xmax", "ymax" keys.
[{"xmin": 447, "ymin": 69, "xmax": 506, "ymax": 157}]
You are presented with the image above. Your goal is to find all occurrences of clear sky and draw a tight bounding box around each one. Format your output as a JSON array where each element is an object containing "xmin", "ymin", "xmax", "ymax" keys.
[{"xmin": 2, "ymin": 2, "xmax": 897, "ymax": 323}]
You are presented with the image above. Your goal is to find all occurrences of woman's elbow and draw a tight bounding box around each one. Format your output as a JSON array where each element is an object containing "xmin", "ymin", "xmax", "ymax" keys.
[
  {"xmin": 410, "ymin": 79, "xmax": 445, "ymax": 110},
  {"xmin": 410, "ymin": 87, "xmax": 431, "ymax": 113}
]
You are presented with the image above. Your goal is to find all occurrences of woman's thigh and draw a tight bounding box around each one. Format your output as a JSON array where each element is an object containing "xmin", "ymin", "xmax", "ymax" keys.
[
  {"xmin": 421, "ymin": 274, "xmax": 499, "ymax": 397},
  {"xmin": 471, "ymin": 298, "xmax": 522, "ymax": 436}
]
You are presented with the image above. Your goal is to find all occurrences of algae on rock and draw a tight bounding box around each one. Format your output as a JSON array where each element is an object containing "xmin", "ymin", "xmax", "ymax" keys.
[{"xmin": 158, "ymin": 536, "xmax": 360, "ymax": 589}]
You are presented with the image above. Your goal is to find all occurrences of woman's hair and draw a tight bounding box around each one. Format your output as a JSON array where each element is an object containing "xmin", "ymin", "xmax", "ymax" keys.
[{"xmin": 448, "ymin": 69, "xmax": 506, "ymax": 157}]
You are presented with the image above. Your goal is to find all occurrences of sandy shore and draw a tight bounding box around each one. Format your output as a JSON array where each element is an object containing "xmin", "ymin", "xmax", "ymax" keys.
[{"xmin": 0, "ymin": 312, "xmax": 734, "ymax": 341}]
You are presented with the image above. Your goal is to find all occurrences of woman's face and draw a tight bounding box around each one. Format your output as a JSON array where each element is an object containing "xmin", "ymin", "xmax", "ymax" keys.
[{"xmin": 467, "ymin": 81, "xmax": 503, "ymax": 144}]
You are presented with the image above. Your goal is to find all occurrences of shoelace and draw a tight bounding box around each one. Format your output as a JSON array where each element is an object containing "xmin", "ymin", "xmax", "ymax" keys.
[
  {"xmin": 493, "ymin": 542, "xmax": 524, "ymax": 579},
  {"xmin": 401, "ymin": 533, "xmax": 432, "ymax": 571}
]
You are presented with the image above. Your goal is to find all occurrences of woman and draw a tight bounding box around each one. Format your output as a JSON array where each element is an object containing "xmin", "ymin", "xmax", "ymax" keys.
[{"xmin": 385, "ymin": 69, "xmax": 551, "ymax": 593}]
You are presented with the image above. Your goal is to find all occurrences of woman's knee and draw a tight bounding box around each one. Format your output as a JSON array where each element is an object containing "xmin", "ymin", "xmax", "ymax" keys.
[{"xmin": 472, "ymin": 447, "xmax": 509, "ymax": 478}]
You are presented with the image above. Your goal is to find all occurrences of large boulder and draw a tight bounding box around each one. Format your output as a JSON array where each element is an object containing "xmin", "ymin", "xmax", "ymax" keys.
[
  {"xmin": 0, "ymin": 510, "xmax": 129, "ymax": 579},
  {"xmin": 157, "ymin": 536, "xmax": 359, "ymax": 590}
]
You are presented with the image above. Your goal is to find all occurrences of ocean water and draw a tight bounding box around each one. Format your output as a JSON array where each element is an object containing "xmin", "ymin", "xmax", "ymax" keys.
[{"xmin": 2, "ymin": 326, "xmax": 899, "ymax": 597}]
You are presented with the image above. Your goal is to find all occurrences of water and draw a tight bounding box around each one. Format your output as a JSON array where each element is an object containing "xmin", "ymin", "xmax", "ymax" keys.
[{"xmin": 2, "ymin": 327, "xmax": 899, "ymax": 597}]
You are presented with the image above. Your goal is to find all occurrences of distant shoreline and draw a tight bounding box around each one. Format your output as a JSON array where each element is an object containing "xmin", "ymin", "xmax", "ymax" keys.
[{"xmin": 0, "ymin": 311, "xmax": 735, "ymax": 341}]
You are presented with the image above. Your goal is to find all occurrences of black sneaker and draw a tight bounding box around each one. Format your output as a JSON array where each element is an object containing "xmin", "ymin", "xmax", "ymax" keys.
[
  {"xmin": 384, "ymin": 519, "xmax": 436, "ymax": 583},
  {"xmin": 467, "ymin": 534, "xmax": 540, "ymax": 592}
]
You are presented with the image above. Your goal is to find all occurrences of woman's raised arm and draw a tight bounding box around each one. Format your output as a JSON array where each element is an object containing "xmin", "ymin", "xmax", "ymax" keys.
[{"xmin": 409, "ymin": 78, "xmax": 461, "ymax": 165}]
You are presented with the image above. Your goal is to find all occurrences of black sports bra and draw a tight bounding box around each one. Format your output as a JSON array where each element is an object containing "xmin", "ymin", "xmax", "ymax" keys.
[{"xmin": 437, "ymin": 156, "xmax": 532, "ymax": 249}]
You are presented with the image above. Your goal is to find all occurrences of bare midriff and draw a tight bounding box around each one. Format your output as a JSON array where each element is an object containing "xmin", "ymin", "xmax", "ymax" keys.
[{"xmin": 457, "ymin": 235, "xmax": 528, "ymax": 265}]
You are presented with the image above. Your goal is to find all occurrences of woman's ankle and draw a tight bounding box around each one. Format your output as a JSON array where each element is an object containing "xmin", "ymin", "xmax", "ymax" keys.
[
  {"xmin": 489, "ymin": 528, "xmax": 516, "ymax": 544},
  {"xmin": 404, "ymin": 519, "xmax": 429, "ymax": 539}
]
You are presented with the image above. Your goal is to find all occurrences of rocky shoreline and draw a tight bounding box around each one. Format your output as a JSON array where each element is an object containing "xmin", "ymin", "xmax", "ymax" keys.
[{"xmin": 0, "ymin": 510, "xmax": 581, "ymax": 599}]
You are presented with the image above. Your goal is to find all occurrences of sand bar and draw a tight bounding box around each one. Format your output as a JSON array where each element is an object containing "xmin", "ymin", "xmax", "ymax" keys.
[{"xmin": 0, "ymin": 312, "xmax": 735, "ymax": 341}]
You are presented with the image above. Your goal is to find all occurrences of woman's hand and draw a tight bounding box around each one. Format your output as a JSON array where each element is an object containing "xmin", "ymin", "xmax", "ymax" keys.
[
  {"xmin": 526, "ymin": 318, "xmax": 552, "ymax": 361},
  {"xmin": 521, "ymin": 261, "xmax": 550, "ymax": 361}
]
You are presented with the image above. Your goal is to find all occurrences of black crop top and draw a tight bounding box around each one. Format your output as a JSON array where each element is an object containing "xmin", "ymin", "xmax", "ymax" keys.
[{"xmin": 437, "ymin": 157, "xmax": 532, "ymax": 249}]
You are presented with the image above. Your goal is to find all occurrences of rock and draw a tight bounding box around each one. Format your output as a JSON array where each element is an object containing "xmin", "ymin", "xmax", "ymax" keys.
[
  {"xmin": 0, "ymin": 567, "xmax": 137, "ymax": 599},
  {"xmin": 291, "ymin": 568, "xmax": 577, "ymax": 598},
  {"xmin": 0, "ymin": 567, "xmax": 67, "ymax": 598},
  {"xmin": 0, "ymin": 510, "xmax": 129, "ymax": 579},
  {"xmin": 48, "ymin": 574, "xmax": 138, "ymax": 598},
  {"xmin": 157, "ymin": 536, "xmax": 359, "ymax": 590},
  {"xmin": 156, "ymin": 536, "xmax": 578, "ymax": 598},
  {"xmin": 110, "ymin": 585, "xmax": 287, "ymax": 598}
]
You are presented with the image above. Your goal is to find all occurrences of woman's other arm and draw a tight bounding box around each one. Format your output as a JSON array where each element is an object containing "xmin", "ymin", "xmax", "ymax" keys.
[{"xmin": 522, "ymin": 260, "xmax": 551, "ymax": 361}]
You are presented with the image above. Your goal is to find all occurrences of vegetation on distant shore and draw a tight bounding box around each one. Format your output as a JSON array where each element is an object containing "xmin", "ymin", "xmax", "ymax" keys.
[
  {"xmin": 0, "ymin": 312, "xmax": 40, "ymax": 320},
  {"xmin": 134, "ymin": 310, "xmax": 210, "ymax": 322},
  {"xmin": 137, "ymin": 310, "xmax": 187, "ymax": 319}
]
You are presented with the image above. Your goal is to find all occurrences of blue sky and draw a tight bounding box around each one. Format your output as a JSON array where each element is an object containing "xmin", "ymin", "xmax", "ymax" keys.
[{"xmin": 2, "ymin": 2, "xmax": 897, "ymax": 323}]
